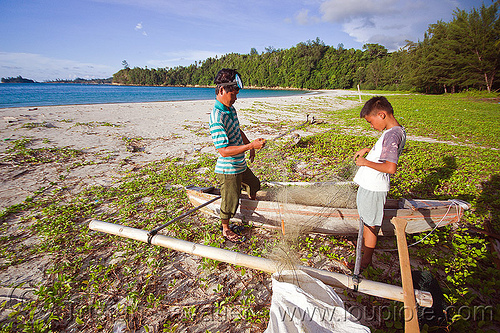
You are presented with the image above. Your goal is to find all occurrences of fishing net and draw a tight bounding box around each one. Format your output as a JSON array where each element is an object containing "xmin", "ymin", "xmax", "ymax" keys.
[
  {"xmin": 263, "ymin": 180, "xmax": 359, "ymax": 274},
  {"xmin": 266, "ymin": 181, "xmax": 358, "ymax": 209},
  {"xmin": 250, "ymin": 139, "xmax": 373, "ymax": 332},
  {"xmin": 252, "ymin": 136, "xmax": 449, "ymax": 332},
  {"xmin": 251, "ymin": 136, "xmax": 360, "ymax": 273}
]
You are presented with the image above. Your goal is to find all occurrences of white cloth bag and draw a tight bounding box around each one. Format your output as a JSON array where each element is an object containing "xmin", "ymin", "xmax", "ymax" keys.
[{"xmin": 265, "ymin": 270, "xmax": 370, "ymax": 333}]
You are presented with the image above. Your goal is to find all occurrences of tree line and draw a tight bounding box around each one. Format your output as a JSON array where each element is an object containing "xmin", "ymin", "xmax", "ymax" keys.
[
  {"xmin": 45, "ymin": 78, "xmax": 113, "ymax": 84},
  {"xmin": 1, "ymin": 76, "xmax": 36, "ymax": 83},
  {"xmin": 113, "ymin": 3, "xmax": 499, "ymax": 94}
]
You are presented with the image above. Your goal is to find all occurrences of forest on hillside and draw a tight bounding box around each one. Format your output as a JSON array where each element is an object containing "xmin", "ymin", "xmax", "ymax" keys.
[{"xmin": 113, "ymin": 3, "xmax": 499, "ymax": 94}]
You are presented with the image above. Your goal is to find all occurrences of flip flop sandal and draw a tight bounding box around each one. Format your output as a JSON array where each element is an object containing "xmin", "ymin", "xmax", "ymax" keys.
[
  {"xmin": 219, "ymin": 223, "xmax": 245, "ymax": 234},
  {"xmin": 223, "ymin": 232, "xmax": 246, "ymax": 244},
  {"xmin": 220, "ymin": 223, "xmax": 246, "ymax": 244},
  {"xmin": 229, "ymin": 224, "xmax": 245, "ymax": 235}
]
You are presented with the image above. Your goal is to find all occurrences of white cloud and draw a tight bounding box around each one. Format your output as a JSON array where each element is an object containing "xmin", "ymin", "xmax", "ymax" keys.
[
  {"xmin": 341, "ymin": 16, "xmax": 413, "ymax": 50},
  {"xmin": 313, "ymin": 0, "xmax": 459, "ymax": 51},
  {"xmin": 0, "ymin": 52, "xmax": 114, "ymax": 81},
  {"xmin": 295, "ymin": 9, "xmax": 321, "ymax": 25},
  {"xmin": 135, "ymin": 22, "xmax": 148, "ymax": 36},
  {"xmin": 319, "ymin": 0, "xmax": 398, "ymax": 23}
]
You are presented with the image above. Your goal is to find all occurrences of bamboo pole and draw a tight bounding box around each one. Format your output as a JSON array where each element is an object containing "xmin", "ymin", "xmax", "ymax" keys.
[{"xmin": 89, "ymin": 219, "xmax": 433, "ymax": 307}]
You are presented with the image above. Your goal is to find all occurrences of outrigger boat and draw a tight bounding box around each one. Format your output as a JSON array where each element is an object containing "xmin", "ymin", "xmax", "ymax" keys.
[
  {"xmin": 89, "ymin": 219, "xmax": 434, "ymax": 307},
  {"xmin": 87, "ymin": 181, "xmax": 453, "ymax": 317},
  {"xmin": 185, "ymin": 183, "xmax": 471, "ymax": 236}
]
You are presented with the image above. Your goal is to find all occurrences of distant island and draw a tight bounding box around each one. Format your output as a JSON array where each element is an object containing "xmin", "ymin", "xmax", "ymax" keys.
[
  {"xmin": 1, "ymin": 76, "xmax": 36, "ymax": 83},
  {"xmin": 1, "ymin": 76, "xmax": 113, "ymax": 84},
  {"xmin": 45, "ymin": 77, "xmax": 113, "ymax": 84}
]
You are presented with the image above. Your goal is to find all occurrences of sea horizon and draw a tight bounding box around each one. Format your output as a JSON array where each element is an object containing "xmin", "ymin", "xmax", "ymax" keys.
[{"xmin": 0, "ymin": 83, "xmax": 308, "ymax": 109}]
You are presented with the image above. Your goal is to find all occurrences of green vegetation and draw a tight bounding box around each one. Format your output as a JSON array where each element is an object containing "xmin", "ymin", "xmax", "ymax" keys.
[
  {"xmin": 330, "ymin": 93, "xmax": 500, "ymax": 149},
  {"xmin": 3, "ymin": 138, "xmax": 82, "ymax": 166},
  {"xmin": 1, "ymin": 76, "xmax": 36, "ymax": 83},
  {"xmin": 1, "ymin": 93, "xmax": 499, "ymax": 332},
  {"xmin": 44, "ymin": 77, "xmax": 113, "ymax": 84},
  {"xmin": 113, "ymin": 3, "xmax": 499, "ymax": 94},
  {"xmin": 71, "ymin": 121, "xmax": 120, "ymax": 128}
]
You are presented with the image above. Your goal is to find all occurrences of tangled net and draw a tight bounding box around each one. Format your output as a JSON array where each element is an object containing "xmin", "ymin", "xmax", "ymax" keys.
[{"xmin": 252, "ymin": 137, "xmax": 360, "ymax": 274}]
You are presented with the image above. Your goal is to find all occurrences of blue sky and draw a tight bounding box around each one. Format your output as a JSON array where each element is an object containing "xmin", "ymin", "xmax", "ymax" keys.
[{"xmin": 0, "ymin": 0, "xmax": 486, "ymax": 81}]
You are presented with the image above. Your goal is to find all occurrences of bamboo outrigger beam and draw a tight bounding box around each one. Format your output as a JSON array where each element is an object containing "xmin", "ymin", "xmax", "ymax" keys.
[{"xmin": 89, "ymin": 219, "xmax": 433, "ymax": 308}]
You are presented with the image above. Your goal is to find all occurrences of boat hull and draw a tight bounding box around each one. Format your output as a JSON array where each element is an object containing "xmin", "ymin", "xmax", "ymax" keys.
[{"xmin": 185, "ymin": 186, "xmax": 469, "ymax": 236}]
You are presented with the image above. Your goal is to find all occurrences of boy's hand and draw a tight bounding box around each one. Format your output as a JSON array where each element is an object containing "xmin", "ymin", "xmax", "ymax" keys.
[
  {"xmin": 251, "ymin": 138, "xmax": 266, "ymax": 150},
  {"xmin": 248, "ymin": 138, "xmax": 266, "ymax": 163},
  {"xmin": 354, "ymin": 148, "xmax": 370, "ymax": 167},
  {"xmin": 354, "ymin": 149, "xmax": 398, "ymax": 174},
  {"xmin": 355, "ymin": 156, "xmax": 368, "ymax": 166},
  {"xmin": 354, "ymin": 148, "xmax": 370, "ymax": 159}
]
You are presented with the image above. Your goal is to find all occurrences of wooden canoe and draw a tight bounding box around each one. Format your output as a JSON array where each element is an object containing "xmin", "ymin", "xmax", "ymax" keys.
[{"xmin": 185, "ymin": 184, "xmax": 471, "ymax": 236}]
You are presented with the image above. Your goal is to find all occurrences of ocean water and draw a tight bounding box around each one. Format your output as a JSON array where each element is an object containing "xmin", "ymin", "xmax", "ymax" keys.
[{"xmin": 0, "ymin": 83, "xmax": 306, "ymax": 109}]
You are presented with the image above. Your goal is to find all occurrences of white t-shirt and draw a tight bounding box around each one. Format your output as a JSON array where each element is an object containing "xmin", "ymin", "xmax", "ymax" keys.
[{"xmin": 353, "ymin": 126, "xmax": 406, "ymax": 192}]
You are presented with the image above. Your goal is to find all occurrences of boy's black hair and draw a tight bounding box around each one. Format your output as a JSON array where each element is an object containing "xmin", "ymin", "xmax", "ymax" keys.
[
  {"xmin": 214, "ymin": 68, "xmax": 240, "ymax": 95},
  {"xmin": 360, "ymin": 96, "xmax": 394, "ymax": 117}
]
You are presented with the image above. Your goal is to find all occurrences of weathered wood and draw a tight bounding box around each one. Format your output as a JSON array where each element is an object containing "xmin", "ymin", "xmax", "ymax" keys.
[
  {"xmin": 392, "ymin": 217, "xmax": 420, "ymax": 332},
  {"xmin": 185, "ymin": 185, "xmax": 470, "ymax": 236}
]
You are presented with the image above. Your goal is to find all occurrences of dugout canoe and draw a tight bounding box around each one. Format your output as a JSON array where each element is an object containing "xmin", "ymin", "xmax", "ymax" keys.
[{"xmin": 185, "ymin": 184, "xmax": 471, "ymax": 236}]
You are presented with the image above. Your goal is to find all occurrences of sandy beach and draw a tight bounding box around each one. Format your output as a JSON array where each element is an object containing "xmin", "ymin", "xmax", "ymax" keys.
[
  {"xmin": 0, "ymin": 90, "xmax": 361, "ymax": 210},
  {"xmin": 4, "ymin": 89, "xmax": 497, "ymax": 332},
  {"xmin": 1, "ymin": 89, "xmax": 368, "ymax": 331}
]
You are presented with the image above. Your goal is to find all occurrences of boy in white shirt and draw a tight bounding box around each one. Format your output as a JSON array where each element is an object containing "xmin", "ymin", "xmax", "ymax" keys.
[{"xmin": 352, "ymin": 96, "xmax": 406, "ymax": 269}]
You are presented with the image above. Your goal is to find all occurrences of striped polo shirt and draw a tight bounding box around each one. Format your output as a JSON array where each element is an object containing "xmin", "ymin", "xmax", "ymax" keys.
[{"xmin": 209, "ymin": 100, "xmax": 247, "ymax": 174}]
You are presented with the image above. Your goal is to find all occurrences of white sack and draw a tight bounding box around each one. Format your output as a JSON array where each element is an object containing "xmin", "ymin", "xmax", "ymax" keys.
[{"xmin": 265, "ymin": 270, "xmax": 370, "ymax": 333}]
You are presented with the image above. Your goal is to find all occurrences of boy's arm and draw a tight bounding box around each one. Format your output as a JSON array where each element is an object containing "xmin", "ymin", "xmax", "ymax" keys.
[
  {"xmin": 216, "ymin": 140, "xmax": 265, "ymax": 157},
  {"xmin": 217, "ymin": 130, "xmax": 266, "ymax": 161},
  {"xmin": 354, "ymin": 147, "xmax": 397, "ymax": 174},
  {"xmin": 355, "ymin": 157, "xmax": 397, "ymax": 174}
]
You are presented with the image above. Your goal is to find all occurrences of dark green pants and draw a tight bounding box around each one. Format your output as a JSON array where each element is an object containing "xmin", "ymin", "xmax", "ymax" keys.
[{"xmin": 216, "ymin": 168, "xmax": 260, "ymax": 220}]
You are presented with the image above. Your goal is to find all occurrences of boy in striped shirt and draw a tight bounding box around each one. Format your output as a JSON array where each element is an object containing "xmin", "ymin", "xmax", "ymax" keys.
[{"xmin": 210, "ymin": 69, "xmax": 266, "ymax": 243}]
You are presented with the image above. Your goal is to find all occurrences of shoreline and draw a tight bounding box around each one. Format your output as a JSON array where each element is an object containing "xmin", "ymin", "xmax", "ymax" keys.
[
  {"xmin": 1, "ymin": 81, "xmax": 312, "ymax": 91},
  {"xmin": 0, "ymin": 85, "xmax": 318, "ymax": 110},
  {"xmin": 0, "ymin": 92, "xmax": 311, "ymax": 110},
  {"xmin": 0, "ymin": 90, "xmax": 360, "ymax": 210}
]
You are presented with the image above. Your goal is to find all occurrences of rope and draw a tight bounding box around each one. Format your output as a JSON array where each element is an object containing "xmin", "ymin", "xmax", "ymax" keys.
[
  {"xmin": 383, "ymin": 200, "xmax": 464, "ymax": 252},
  {"xmin": 146, "ymin": 193, "xmax": 221, "ymax": 244}
]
